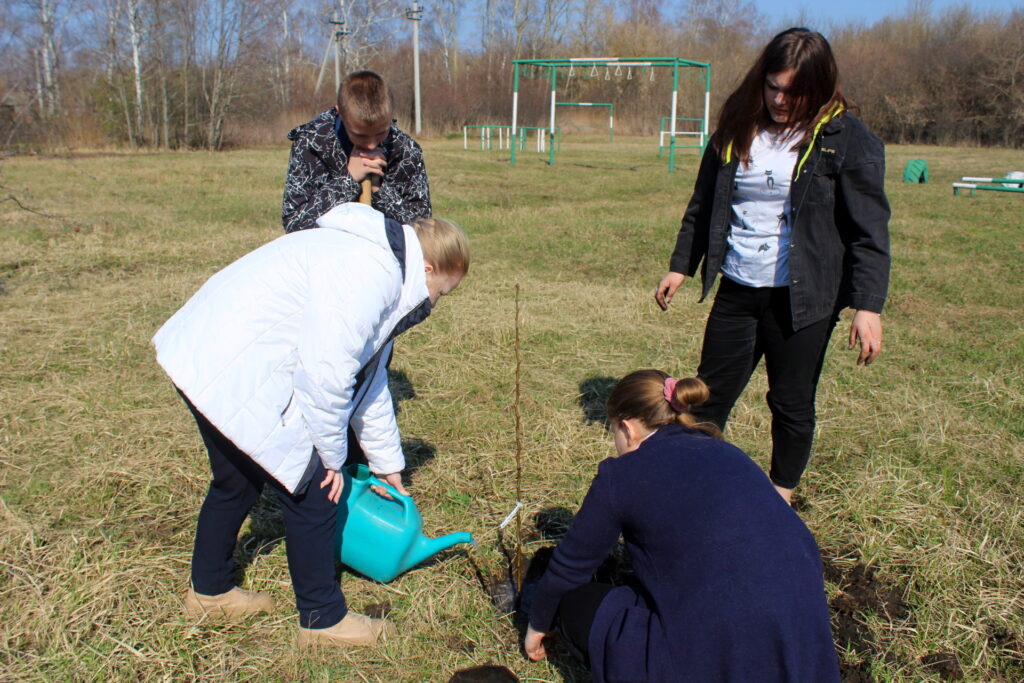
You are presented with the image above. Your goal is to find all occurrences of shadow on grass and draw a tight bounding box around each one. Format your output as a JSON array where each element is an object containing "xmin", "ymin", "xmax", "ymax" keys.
[
  {"xmin": 578, "ymin": 376, "xmax": 619, "ymax": 429},
  {"xmin": 401, "ymin": 437, "xmax": 437, "ymax": 481},
  {"xmin": 448, "ymin": 665, "xmax": 521, "ymax": 682},
  {"xmin": 236, "ymin": 487, "xmax": 286, "ymax": 571},
  {"xmin": 389, "ymin": 368, "xmax": 417, "ymax": 411},
  {"xmin": 533, "ymin": 506, "xmax": 573, "ymax": 541}
]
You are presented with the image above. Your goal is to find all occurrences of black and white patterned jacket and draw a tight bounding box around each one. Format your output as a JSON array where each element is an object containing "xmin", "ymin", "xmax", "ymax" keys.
[{"xmin": 282, "ymin": 108, "xmax": 431, "ymax": 233}]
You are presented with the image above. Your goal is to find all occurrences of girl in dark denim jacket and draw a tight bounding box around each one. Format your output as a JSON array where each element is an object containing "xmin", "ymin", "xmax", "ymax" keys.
[{"xmin": 654, "ymin": 27, "xmax": 891, "ymax": 505}]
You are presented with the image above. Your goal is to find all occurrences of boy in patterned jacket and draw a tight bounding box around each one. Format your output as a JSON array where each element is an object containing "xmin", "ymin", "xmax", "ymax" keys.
[{"xmin": 282, "ymin": 70, "xmax": 431, "ymax": 232}]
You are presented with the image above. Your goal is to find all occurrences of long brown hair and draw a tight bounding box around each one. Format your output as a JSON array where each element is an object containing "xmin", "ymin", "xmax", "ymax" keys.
[
  {"xmin": 715, "ymin": 28, "xmax": 848, "ymax": 164},
  {"xmin": 606, "ymin": 370, "xmax": 720, "ymax": 438}
]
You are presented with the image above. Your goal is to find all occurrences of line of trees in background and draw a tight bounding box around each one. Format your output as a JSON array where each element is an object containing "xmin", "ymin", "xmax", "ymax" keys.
[{"xmin": 1, "ymin": 0, "xmax": 1021, "ymax": 152}]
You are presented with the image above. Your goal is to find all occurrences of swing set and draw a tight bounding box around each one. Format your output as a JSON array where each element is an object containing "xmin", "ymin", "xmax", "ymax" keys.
[{"xmin": 509, "ymin": 57, "xmax": 711, "ymax": 172}]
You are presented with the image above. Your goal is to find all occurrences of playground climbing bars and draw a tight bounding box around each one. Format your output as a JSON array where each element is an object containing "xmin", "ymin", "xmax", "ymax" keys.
[{"xmin": 509, "ymin": 57, "xmax": 712, "ymax": 172}]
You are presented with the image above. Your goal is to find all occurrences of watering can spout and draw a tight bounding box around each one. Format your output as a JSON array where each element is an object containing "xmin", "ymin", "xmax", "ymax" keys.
[{"xmin": 407, "ymin": 531, "xmax": 474, "ymax": 570}]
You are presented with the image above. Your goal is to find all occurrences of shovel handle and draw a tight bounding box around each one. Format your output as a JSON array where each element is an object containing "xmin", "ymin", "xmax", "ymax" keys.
[{"xmin": 359, "ymin": 177, "xmax": 373, "ymax": 204}]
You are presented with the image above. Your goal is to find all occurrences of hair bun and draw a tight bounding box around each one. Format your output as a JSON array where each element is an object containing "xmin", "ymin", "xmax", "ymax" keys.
[{"xmin": 673, "ymin": 377, "xmax": 710, "ymax": 409}]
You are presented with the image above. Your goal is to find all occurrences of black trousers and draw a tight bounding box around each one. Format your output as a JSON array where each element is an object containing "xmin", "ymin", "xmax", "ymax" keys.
[
  {"xmin": 690, "ymin": 277, "xmax": 839, "ymax": 489},
  {"xmin": 182, "ymin": 393, "xmax": 347, "ymax": 629},
  {"xmin": 552, "ymin": 583, "xmax": 615, "ymax": 668}
]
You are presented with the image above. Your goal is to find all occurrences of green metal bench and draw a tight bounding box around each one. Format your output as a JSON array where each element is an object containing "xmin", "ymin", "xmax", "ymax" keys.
[{"xmin": 952, "ymin": 176, "xmax": 1024, "ymax": 196}]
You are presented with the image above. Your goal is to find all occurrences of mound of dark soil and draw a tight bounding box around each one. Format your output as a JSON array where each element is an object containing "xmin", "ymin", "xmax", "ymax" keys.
[
  {"xmin": 920, "ymin": 652, "xmax": 964, "ymax": 680},
  {"xmin": 448, "ymin": 664, "xmax": 519, "ymax": 682},
  {"xmin": 823, "ymin": 555, "xmax": 911, "ymax": 680}
]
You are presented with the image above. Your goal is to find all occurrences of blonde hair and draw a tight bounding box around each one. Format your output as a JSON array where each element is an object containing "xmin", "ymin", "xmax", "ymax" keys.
[
  {"xmin": 606, "ymin": 369, "xmax": 720, "ymax": 438},
  {"xmin": 337, "ymin": 71, "xmax": 393, "ymax": 126},
  {"xmin": 411, "ymin": 217, "xmax": 470, "ymax": 276}
]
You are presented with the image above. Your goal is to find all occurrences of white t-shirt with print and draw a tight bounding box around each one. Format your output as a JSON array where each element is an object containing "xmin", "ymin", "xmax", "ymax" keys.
[{"xmin": 721, "ymin": 129, "xmax": 799, "ymax": 288}]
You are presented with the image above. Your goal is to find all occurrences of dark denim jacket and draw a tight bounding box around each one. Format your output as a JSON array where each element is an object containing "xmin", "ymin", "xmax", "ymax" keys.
[{"xmin": 669, "ymin": 113, "xmax": 891, "ymax": 330}]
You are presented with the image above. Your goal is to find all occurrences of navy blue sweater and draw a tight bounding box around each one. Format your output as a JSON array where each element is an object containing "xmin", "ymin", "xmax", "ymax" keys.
[{"xmin": 529, "ymin": 425, "xmax": 839, "ymax": 682}]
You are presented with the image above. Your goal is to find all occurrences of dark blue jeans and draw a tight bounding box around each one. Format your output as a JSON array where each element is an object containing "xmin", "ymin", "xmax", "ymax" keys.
[
  {"xmin": 690, "ymin": 277, "xmax": 839, "ymax": 489},
  {"xmin": 182, "ymin": 392, "xmax": 347, "ymax": 629}
]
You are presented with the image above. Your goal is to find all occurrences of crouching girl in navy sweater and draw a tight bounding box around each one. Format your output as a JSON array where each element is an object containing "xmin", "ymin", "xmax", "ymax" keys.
[{"xmin": 524, "ymin": 370, "xmax": 839, "ymax": 682}]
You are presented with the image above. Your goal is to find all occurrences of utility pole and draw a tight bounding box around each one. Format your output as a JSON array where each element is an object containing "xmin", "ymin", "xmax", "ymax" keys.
[
  {"xmin": 406, "ymin": 1, "xmax": 423, "ymax": 135},
  {"xmin": 316, "ymin": 14, "xmax": 349, "ymax": 95},
  {"xmin": 330, "ymin": 14, "xmax": 349, "ymax": 93}
]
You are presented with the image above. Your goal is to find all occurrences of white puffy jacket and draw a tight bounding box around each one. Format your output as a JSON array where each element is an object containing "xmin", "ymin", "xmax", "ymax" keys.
[{"xmin": 153, "ymin": 203, "xmax": 428, "ymax": 493}]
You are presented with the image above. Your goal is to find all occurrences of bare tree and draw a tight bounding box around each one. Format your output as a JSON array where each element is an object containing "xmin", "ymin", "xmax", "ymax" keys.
[
  {"xmin": 0, "ymin": 0, "xmax": 1021, "ymax": 149},
  {"xmin": 428, "ymin": 0, "xmax": 460, "ymax": 85},
  {"xmin": 26, "ymin": 0, "xmax": 63, "ymax": 115},
  {"xmin": 571, "ymin": 0, "xmax": 611, "ymax": 54},
  {"xmin": 326, "ymin": 0, "xmax": 405, "ymax": 72},
  {"xmin": 275, "ymin": 1, "xmax": 293, "ymax": 108},
  {"xmin": 125, "ymin": 0, "xmax": 146, "ymax": 145},
  {"xmin": 104, "ymin": 0, "xmax": 123, "ymax": 82},
  {"xmin": 537, "ymin": 0, "xmax": 572, "ymax": 56}
]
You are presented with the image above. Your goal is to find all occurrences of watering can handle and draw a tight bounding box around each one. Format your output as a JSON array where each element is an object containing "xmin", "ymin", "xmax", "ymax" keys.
[{"xmin": 367, "ymin": 473, "xmax": 411, "ymax": 509}]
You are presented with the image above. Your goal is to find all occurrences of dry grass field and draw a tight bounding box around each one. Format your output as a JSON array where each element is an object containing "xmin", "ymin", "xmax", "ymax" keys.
[{"xmin": 1, "ymin": 136, "xmax": 1022, "ymax": 681}]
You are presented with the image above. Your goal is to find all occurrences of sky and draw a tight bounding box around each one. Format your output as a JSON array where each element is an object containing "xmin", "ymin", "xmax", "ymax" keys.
[
  {"xmin": 757, "ymin": 0, "xmax": 1015, "ymax": 29},
  {"xmin": 448, "ymin": 0, "xmax": 1016, "ymax": 51}
]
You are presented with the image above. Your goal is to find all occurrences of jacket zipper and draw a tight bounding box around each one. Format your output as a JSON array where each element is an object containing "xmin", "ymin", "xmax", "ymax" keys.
[{"xmin": 280, "ymin": 393, "xmax": 294, "ymax": 425}]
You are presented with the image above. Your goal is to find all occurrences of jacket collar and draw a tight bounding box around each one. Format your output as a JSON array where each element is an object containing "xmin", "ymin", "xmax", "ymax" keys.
[
  {"xmin": 722, "ymin": 103, "xmax": 846, "ymax": 172},
  {"xmin": 794, "ymin": 103, "xmax": 845, "ymax": 176},
  {"xmin": 391, "ymin": 222, "xmax": 431, "ymax": 335},
  {"xmin": 333, "ymin": 112, "xmax": 397, "ymax": 159}
]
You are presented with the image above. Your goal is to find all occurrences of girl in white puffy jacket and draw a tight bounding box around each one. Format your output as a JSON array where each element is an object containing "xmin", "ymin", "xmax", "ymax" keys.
[{"xmin": 153, "ymin": 203, "xmax": 468, "ymax": 647}]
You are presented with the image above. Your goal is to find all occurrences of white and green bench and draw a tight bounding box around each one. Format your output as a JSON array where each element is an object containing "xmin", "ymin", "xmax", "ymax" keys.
[{"xmin": 952, "ymin": 175, "xmax": 1024, "ymax": 196}]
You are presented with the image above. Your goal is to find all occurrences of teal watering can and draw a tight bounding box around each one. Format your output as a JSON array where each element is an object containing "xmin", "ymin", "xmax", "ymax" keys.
[{"xmin": 334, "ymin": 464, "xmax": 473, "ymax": 582}]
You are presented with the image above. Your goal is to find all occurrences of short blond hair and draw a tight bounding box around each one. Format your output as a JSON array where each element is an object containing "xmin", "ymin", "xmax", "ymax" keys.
[
  {"xmin": 412, "ymin": 217, "xmax": 470, "ymax": 276},
  {"xmin": 337, "ymin": 71, "xmax": 392, "ymax": 126}
]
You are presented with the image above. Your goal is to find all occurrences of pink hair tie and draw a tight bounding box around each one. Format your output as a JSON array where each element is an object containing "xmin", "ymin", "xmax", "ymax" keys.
[{"xmin": 663, "ymin": 377, "xmax": 687, "ymax": 413}]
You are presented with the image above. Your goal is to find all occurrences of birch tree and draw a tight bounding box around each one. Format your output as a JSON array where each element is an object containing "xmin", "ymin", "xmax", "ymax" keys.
[
  {"xmin": 125, "ymin": 0, "xmax": 145, "ymax": 145},
  {"xmin": 429, "ymin": 0, "xmax": 460, "ymax": 85},
  {"xmin": 28, "ymin": 0, "xmax": 63, "ymax": 115}
]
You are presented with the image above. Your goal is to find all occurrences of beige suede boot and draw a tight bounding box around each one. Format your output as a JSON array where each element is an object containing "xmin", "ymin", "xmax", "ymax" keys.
[
  {"xmin": 297, "ymin": 612, "xmax": 396, "ymax": 648},
  {"xmin": 184, "ymin": 587, "xmax": 274, "ymax": 619}
]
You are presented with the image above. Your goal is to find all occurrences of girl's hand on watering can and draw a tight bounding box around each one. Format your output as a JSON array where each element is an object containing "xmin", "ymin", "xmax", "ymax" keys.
[
  {"xmin": 320, "ymin": 468, "xmax": 344, "ymax": 504},
  {"xmin": 371, "ymin": 471, "xmax": 410, "ymax": 500},
  {"xmin": 524, "ymin": 626, "xmax": 548, "ymax": 661}
]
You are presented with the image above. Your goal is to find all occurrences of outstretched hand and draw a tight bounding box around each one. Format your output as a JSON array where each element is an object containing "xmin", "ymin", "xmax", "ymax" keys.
[
  {"xmin": 654, "ymin": 272, "xmax": 686, "ymax": 311},
  {"xmin": 849, "ymin": 310, "xmax": 883, "ymax": 366},
  {"xmin": 524, "ymin": 626, "xmax": 549, "ymax": 662}
]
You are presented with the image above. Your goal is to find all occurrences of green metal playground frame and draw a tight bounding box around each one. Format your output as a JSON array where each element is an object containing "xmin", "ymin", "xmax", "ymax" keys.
[
  {"xmin": 657, "ymin": 116, "xmax": 705, "ymax": 156},
  {"xmin": 509, "ymin": 57, "xmax": 711, "ymax": 172}
]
